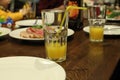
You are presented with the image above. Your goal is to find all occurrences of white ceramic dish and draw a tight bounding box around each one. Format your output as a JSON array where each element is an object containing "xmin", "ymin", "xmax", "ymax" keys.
[
  {"xmin": 0, "ymin": 56, "xmax": 66, "ymax": 80},
  {"xmin": 15, "ymin": 19, "xmax": 42, "ymax": 26},
  {"xmin": 0, "ymin": 28, "xmax": 11, "ymax": 37},
  {"xmin": 9, "ymin": 28, "xmax": 74, "ymax": 40},
  {"xmin": 106, "ymin": 17, "xmax": 120, "ymax": 21},
  {"xmin": 83, "ymin": 25, "xmax": 120, "ymax": 35}
]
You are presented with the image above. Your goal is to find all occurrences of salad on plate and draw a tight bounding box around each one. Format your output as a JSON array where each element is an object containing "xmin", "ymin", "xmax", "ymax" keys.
[{"xmin": 106, "ymin": 8, "xmax": 120, "ymax": 20}]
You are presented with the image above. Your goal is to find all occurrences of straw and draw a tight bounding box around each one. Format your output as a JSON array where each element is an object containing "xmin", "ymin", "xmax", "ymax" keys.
[
  {"xmin": 66, "ymin": 6, "xmax": 88, "ymax": 11},
  {"xmin": 59, "ymin": 6, "xmax": 87, "ymax": 31},
  {"xmin": 54, "ymin": 6, "xmax": 87, "ymax": 45}
]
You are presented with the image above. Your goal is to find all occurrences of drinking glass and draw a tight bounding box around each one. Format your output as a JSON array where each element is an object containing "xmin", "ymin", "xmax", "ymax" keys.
[
  {"xmin": 87, "ymin": 5, "xmax": 106, "ymax": 42},
  {"xmin": 41, "ymin": 9, "xmax": 68, "ymax": 62}
]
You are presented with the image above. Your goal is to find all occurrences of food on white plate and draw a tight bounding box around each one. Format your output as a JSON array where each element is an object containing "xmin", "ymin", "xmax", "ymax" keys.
[
  {"xmin": 20, "ymin": 25, "xmax": 43, "ymax": 38},
  {"xmin": 106, "ymin": 9, "xmax": 120, "ymax": 20}
]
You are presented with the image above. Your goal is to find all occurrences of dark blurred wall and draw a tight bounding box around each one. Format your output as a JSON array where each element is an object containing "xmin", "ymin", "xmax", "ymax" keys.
[
  {"xmin": 14, "ymin": 0, "xmax": 24, "ymax": 11},
  {"xmin": 9, "ymin": 0, "xmax": 25, "ymax": 12}
]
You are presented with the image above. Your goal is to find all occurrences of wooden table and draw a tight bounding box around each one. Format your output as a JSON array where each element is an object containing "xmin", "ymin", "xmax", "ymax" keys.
[{"xmin": 0, "ymin": 25, "xmax": 120, "ymax": 80}]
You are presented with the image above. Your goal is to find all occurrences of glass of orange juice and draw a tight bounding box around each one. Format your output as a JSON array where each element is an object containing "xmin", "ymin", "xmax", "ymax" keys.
[
  {"xmin": 41, "ymin": 9, "xmax": 68, "ymax": 62},
  {"xmin": 88, "ymin": 5, "xmax": 106, "ymax": 42},
  {"xmin": 89, "ymin": 25, "xmax": 104, "ymax": 42}
]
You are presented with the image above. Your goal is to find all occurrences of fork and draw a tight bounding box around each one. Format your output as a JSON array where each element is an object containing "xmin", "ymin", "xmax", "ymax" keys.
[{"xmin": 33, "ymin": 17, "xmax": 39, "ymax": 26}]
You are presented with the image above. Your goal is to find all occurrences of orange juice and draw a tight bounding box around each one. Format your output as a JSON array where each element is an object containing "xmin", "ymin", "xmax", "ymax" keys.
[
  {"xmin": 90, "ymin": 26, "xmax": 104, "ymax": 42},
  {"xmin": 45, "ymin": 42, "xmax": 66, "ymax": 62}
]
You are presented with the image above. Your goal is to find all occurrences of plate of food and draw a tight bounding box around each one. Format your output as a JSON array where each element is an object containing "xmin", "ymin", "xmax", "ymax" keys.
[
  {"xmin": 0, "ymin": 28, "xmax": 11, "ymax": 37},
  {"xmin": 106, "ymin": 9, "xmax": 120, "ymax": 21},
  {"xmin": 9, "ymin": 26, "xmax": 74, "ymax": 40},
  {"xmin": 0, "ymin": 56, "xmax": 66, "ymax": 80},
  {"xmin": 15, "ymin": 19, "xmax": 42, "ymax": 27},
  {"xmin": 83, "ymin": 25, "xmax": 120, "ymax": 35}
]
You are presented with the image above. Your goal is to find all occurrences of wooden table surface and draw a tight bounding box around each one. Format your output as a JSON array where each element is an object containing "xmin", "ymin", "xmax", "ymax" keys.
[{"xmin": 0, "ymin": 24, "xmax": 120, "ymax": 80}]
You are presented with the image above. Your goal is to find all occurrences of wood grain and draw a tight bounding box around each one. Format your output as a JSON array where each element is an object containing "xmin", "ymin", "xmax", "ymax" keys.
[{"xmin": 0, "ymin": 26, "xmax": 120, "ymax": 80}]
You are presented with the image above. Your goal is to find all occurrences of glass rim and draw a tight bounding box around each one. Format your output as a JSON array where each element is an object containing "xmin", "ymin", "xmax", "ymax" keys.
[
  {"xmin": 41, "ymin": 9, "xmax": 66, "ymax": 13},
  {"xmin": 87, "ymin": 5, "xmax": 106, "ymax": 7}
]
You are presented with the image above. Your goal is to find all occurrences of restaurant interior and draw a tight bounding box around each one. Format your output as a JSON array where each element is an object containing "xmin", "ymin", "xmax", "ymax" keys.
[{"xmin": 0, "ymin": 0, "xmax": 120, "ymax": 80}]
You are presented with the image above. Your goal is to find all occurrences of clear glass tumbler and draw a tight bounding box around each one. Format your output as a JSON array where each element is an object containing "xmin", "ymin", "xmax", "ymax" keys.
[
  {"xmin": 87, "ymin": 5, "xmax": 106, "ymax": 42},
  {"xmin": 41, "ymin": 9, "xmax": 68, "ymax": 62}
]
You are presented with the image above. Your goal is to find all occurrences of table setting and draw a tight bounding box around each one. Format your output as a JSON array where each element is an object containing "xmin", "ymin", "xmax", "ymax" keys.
[
  {"xmin": 0, "ymin": 2, "xmax": 120, "ymax": 80},
  {"xmin": 9, "ymin": 18, "xmax": 75, "ymax": 41},
  {"xmin": 0, "ymin": 6, "xmax": 76, "ymax": 80}
]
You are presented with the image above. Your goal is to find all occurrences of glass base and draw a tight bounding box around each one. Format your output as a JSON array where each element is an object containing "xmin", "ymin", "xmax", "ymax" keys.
[{"xmin": 47, "ymin": 57, "xmax": 66, "ymax": 62}]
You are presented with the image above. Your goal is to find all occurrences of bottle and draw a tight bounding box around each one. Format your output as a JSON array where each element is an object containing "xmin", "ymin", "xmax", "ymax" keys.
[{"xmin": 67, "ymin": 0, "xmax": 83, "ymax": 31}]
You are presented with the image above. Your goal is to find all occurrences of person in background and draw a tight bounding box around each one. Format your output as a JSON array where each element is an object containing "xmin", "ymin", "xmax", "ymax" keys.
[
  {"xmin": 36, "ymin": 0, "xmax": 65, "ymax": 17},
  {"xmin": 13, "ymin": 0, "xmax": 25, "ymax": 12},
  {"xmin": 37, "ymin": 0, "xmax": 79, "ymax": 18},
  {"xmin": 0, "ymin": 0, "xmax": 30, "ymax": 21}
]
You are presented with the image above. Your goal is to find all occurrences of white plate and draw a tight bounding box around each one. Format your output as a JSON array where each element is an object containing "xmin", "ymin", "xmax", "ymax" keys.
[
  {"xmin": 0, "ymin": 56, "xmax": 66, "ymax": 80},
  {"xmin": 15, "ymin": 19, "xmax": 42, "ymax": 26},
  {"xmin": 0, "ymin": 28, "xmax": 11, "ymax": 37},
  {"xmin": 83, "ymin": 25, "xmax": 120, "ymax": 35},
  {"xmin": 106, "ymin": 17, "xmax": 120, "ymax": 21},
  {"xmin": 9, "ymin": 28, "xmax": 74, "ymax": 40}
]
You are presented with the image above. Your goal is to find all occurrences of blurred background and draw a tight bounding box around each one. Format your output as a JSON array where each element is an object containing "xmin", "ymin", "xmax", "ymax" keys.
[{"xmin": 8, "ymin": 0, "xmax": 120, "ymax": 29}]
